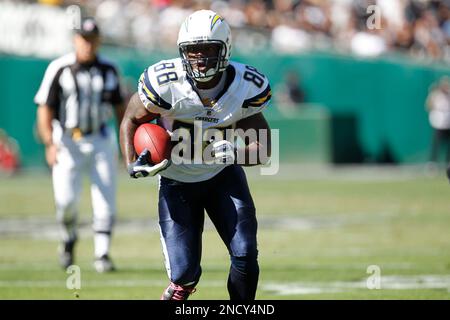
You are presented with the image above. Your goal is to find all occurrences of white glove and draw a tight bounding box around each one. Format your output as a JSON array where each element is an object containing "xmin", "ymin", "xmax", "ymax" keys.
[
  {"xmin": 128, "ymin": 149, "xmax": 171, "ymax": 178},
  {"xmin": 212, "ymin": 140, "xmax": 236, "ymax": 164}
]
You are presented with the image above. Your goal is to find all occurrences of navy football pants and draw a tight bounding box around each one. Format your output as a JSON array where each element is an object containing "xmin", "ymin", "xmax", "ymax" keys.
[{"xmin": 158, "ymin": 165, "xmax": 259, "ymax": 300}]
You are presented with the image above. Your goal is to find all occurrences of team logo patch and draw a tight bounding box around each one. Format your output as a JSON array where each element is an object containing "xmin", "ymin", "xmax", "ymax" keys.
[{"xmin": 210, "ymin": 14, "xmax": 223, "ymax": 31}]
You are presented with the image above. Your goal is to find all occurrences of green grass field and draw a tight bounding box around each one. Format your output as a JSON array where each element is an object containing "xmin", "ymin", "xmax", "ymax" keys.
[{"xmin": 1, "ymin": 165, "xmax": 450, "ymax": 299}]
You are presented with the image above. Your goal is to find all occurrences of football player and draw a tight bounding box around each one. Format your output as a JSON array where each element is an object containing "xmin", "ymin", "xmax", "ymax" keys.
[{"xmin": 119, "ymin": 10, "xmax": 272, "ymax": 300}]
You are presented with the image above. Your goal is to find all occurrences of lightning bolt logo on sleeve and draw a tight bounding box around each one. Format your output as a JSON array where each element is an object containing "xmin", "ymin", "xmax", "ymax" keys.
[
  {"xmin": 242, "ymin": 84, "xmax": 272, "ymax": 109},
  {"xmin": 139, "ymin": 70, "xmax": 172, "ymax": 110}
]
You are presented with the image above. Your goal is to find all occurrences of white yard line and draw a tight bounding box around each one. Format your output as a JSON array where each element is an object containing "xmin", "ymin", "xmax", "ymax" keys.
[
  {"xmin": 245, "ymin": 164, "xmax": 433, "ymax": 182},
  {"xmin": 262, "ymin": 275, "xmax": 450, "ymax": 295},
  {"xmin": 1, "ymin": 275, "xmax": 449, "ymax": 294},
  {"xmin": 0, "ymin": 279, "xmax": 225, "ymax": 288},
  {"xmin": 0, "ymin": 212, "xmax": 398, "ymax": 239}
]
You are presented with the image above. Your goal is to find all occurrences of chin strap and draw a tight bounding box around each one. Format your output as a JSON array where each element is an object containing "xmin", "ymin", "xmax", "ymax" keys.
[
  {"xmin": 194, "ymin": 75, "xmax": 214, "ymax": 82},
  {"xmin": 192, "ymin": 67, "xmax": 216, "ymax": 82}
]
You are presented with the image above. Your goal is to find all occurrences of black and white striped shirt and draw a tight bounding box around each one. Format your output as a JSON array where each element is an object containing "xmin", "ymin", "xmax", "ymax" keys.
[{"xmin": 34, "ymin": 53, "xmax": 123, "ymax": 134}]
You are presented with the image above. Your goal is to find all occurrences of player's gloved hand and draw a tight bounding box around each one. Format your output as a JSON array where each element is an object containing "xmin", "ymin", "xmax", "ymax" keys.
[
  {"xmin": 212, "ymin": 140, "xmax": 236, "ymax": 164},
  {"xmin": 127, "ymin": 149, "xmax": 171, "ymax": 179}
]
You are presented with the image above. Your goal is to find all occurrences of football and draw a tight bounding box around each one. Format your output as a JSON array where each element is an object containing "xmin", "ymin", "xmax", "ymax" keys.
[{"xmin": 133, "ymin": 123, "xmax": 172, "ymax": 164}]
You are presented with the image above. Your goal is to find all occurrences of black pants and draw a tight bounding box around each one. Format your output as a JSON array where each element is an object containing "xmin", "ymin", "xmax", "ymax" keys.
[
  {"xmin": 430, "ymin": 129, "xmax": 450, "ymax": 163},
  {"xmin": 158, "ymin": 165, "xmax": 259, "ymax": 299}
]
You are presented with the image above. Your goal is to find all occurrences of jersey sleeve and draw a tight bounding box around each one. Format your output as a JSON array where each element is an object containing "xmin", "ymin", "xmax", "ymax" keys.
[
  {"xmin": 241, "ymin": 74, "xmax": 272, "ymax": 119},
  {"xmin": 34, "ymin": 60, "xmax": 62, "ymax": 107},
  {"xmin": 45, "ymin": 74, "xmax": 62, "ymax": 111},
  {"xmin": 137, "ymin": 64, "xmax": 173, "ymax": 116}
]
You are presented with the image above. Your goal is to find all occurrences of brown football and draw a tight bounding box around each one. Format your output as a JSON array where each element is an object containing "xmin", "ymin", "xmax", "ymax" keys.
[{"xmin": 134, "ymin": 123, "xmax": 172, "ymax": 164}]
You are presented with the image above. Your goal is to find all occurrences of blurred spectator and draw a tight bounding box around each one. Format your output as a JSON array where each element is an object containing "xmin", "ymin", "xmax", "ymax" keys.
[
  {"xmin": 426, "ymin": 76, "xmax": 450, "ymax": 165},
  {"xmin": 245, "ymin": 0, "xmax": 271, "ymax": 29},
  {"xmin": 350, "ymin": 29, "xmax": 388, "ymax": 57},
  {"xmin": 296, "ymin": 0, "xmax": 332, "ymax": 36},
  {"xmin": 156, "ymin": 0, "xmax": 195, "ymax": 50},
  {"xmin": 5, "ymin": 0, "xmax": 450, "ymax": 63},
  {"xmin": 392, "ymin": 21, "xmax": 415, "ymax": 53},
  {"xmin": 271, "ymin": 24, "xmax": 313, "ymax": 53},
  {"xmin": 275, "ymin": 71, "xmax": 306, "ymax": 116},
  {"xmin": 0, "ymin": 129, "xmax": 20, "ymax": 175},
  {"xmin": 412, "ymin": 9, "xmax": 446, "ymax": 59}
]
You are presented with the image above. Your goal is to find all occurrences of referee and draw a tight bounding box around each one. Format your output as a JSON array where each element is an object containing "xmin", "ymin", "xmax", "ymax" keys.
[{"xmin": 34, "ymin": 17, "xmax": 125, "ymax": 273}]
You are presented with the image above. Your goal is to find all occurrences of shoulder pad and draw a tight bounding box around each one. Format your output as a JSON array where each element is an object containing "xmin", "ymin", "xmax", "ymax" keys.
[
  {"xmin": 232, "ymin": 62, "xmax": 272, "ymax": 116},
  {"xmin": 34, "ymin": 53, "xmax": 75, "ymax": 105},
  {"xmin": 138, "ymin": 58, "xmax": 182, "ymax": 113}
]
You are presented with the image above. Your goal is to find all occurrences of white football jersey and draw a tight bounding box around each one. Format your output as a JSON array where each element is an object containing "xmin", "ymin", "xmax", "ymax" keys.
[{"xmin": 138, "ymin": 58, "xmax": 271, "ymax": 182}]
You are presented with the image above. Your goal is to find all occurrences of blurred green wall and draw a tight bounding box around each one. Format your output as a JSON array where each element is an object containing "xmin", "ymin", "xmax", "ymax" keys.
[
  {"xmin": 242, "ymin": 51, "xmax": 450, "ymax": 164},
  {"xmin": 1, "ymin": 48, "xmax": 449, "ymax": 168}
]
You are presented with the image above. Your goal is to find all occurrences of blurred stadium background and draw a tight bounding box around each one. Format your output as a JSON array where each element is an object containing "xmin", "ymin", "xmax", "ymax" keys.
[{"xmin": 1, "ymin": 0, "xmax": 450, "ymax": 299}]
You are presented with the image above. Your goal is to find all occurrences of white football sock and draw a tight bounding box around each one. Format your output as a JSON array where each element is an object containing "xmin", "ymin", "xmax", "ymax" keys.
[{"xmin": 94, "ymin": 232, "xmax": 111, "ymax": 258}]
